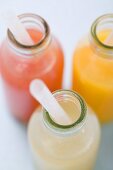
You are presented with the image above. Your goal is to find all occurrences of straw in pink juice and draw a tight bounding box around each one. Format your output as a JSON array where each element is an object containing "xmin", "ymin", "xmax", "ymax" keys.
[{"xmin": 0, "ymin": 12, "xmax": 64, "ymax": 122}]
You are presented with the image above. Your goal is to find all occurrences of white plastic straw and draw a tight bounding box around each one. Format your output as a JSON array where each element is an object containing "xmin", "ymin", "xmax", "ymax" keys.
[
  {"xmin": 30, "ymin": 79, "xmax": 71, "ymax": 125},
  {"xmin": 3, "ymin": 11, "xmax": 33, "ymax": 45}
]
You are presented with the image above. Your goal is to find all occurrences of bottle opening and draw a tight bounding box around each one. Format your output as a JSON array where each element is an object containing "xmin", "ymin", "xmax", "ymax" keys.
[
  {"xmin": 57, "ymin": 97, "xmax": 81, "ymax": 125},
  {"xmin": 91, "ymin": 14, "xmax": 113, "ymax": 49},
  {"xmin": 7, "ymin": 13, "xmax": 51, "ymax": 53},
  {"xmin": 43, "ymin": 90, "xmax": 87, "ymax": 134}
]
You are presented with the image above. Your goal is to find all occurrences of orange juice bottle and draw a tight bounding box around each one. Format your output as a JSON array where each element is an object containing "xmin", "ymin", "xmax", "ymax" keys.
[
  {"xmin": 72, "ymin": 14, "xmax": 113, "ymax": 123},
  {"xmin": 0, "ymin": 13, "xmax": 64, "ymax": 122}
]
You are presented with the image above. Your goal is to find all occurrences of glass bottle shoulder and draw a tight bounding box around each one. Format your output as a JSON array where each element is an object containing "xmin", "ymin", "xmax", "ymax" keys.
[{"xmin": 28, "ymin": 107, "xmax": 100, "ymax": 159}]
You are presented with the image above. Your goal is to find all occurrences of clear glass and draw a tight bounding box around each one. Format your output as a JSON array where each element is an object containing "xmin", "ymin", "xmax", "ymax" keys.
[
  {"xmin": 72, "ymin": 14, "xmax": 113, "ymax": 123},
  {"xmin": 28, "ymin": 90, "xmax": 100, "ymax": 170},
  {"xmin": 0, "ymin": 13, "xmax": 64, "ymax": 122}
]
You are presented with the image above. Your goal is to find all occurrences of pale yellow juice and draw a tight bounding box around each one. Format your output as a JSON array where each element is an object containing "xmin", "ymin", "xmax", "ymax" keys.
[{"xmin": 28, "ymin": 90, "xmax": 100, "ymax": 170}]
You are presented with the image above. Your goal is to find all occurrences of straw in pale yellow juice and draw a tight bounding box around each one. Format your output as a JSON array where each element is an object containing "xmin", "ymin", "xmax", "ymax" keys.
[
  {"xmin": 28, "ymin": 97, "xmax": 100, "ymax": 170},
  {"xmin": 28, "ymin": 81, "xmax": 100, "ymax": 170}
]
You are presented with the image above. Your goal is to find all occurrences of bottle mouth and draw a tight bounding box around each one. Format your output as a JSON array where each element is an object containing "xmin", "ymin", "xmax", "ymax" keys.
[
  {"xmin": 7, "ymin": 13, "xmax": 51, "ymax": 54},
  {"xmin": 43, "ymin": 90, "xmax": 87, "ymax": 135},
  {"xmin": 90, "ymin": 14, "xmax": 113, "ymax": 56}
]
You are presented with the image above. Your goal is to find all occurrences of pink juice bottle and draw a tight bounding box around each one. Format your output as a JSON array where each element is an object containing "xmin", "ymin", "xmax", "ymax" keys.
[{"xmin": 0, "ymin": 13, "xmax": 64, "ymax": 122}]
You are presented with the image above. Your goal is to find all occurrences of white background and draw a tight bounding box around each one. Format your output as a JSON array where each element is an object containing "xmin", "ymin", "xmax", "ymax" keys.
[{"xmin": 0, "ymin": 0, "xmax": 113, "ymax": 170}]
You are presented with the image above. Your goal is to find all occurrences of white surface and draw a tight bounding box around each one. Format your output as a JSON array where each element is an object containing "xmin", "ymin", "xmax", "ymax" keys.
[{"xmin": 0, "ymin": 0, "xmax": 113, "ymax": 170}]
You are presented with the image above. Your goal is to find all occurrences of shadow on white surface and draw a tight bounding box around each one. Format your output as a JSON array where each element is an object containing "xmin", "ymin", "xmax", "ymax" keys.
[{"xmin": 95, "ymin": 124, "xmax": 113, "ymax": 170}]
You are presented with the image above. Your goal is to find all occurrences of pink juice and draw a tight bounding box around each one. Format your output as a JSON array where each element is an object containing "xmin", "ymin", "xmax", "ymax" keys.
[{"xmin": 0, "ymin": 14, "xmax": 64, "ymax": 122}]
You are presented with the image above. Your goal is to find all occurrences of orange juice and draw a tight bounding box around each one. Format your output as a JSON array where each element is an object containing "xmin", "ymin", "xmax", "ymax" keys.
[
  {"xmin": 0, "ymin": 14, "xmax": 64, "ymax": 122},
  {"xmin": 73, "ymin": 14, "xmax": 113, "ymax": 123}
]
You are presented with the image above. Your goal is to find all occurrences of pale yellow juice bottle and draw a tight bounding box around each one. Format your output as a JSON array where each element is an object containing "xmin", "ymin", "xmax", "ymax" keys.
[
  {"xmin": 28, "ymin": 90, "xmax": 100, "ymax": 170},
  {"xmin": 72, "ymin": 14, "xmax": 113, "ymax": 123}
]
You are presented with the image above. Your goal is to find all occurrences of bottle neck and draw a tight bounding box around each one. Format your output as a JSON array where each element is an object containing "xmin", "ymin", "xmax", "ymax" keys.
[
  {"xmin": 89, "ymin": 14, "xmax": 113, "ymax": 58},
  {"xmin": 7, "ymin": 13, "xmax": 51, "ymax": 56},
  {"xmin": 43, "ymin": 90, "xmax": 87, "ymax": 136}
]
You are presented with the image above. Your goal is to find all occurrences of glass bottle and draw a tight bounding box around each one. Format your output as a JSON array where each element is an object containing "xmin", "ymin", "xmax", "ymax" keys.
[
  {"xmin": 28, "ymin": 90, "xmax": 100, "ymax": 170},
  {"xmin": 72, "ymin": 14, "xmax": 113, "ymax": 123},
  {"xmin": 0, "ymin": 13, "xmax": 64, "ymax": 122}
]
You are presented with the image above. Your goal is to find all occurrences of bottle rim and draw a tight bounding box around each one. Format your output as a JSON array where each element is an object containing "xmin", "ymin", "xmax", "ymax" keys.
[
  {"xmin": 90, "ymin": 14, "xmax": 113, "ymax": 56},
  {"xmin": 7, "ymin": 13, "xmax": 51, "ymax": 54},
  {"xmin": 43, "ymin": 90, "xmax": 87, "ymax": 135}
]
